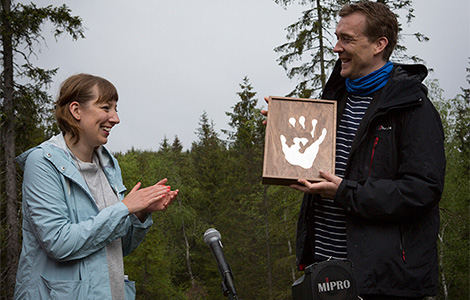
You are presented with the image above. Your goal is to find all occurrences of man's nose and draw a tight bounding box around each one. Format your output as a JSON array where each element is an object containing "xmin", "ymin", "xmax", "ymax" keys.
[{"xmin": 333, "ymin": 41, "xmax": 342, "ymax": 53}]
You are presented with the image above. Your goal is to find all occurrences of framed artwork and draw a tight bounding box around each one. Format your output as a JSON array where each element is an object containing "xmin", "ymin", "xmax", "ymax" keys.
[{"xmin": 262, "ymin": 96, "xmax": 337, "ymax": 186}]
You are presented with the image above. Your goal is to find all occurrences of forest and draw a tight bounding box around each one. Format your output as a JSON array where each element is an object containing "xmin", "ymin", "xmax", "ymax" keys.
[
  {"xmin": 1, "ymin": 0, "xmax": 469, "ymax": 299},
  {"xmin": 119, "ymin": 74, "xmax": 470, "ymax": 300}
]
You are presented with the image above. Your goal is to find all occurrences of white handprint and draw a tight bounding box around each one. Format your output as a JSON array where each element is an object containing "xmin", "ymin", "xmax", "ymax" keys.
[{"xmin": 280, "ymin": 116, "xmax": 327, "ymax": 169}]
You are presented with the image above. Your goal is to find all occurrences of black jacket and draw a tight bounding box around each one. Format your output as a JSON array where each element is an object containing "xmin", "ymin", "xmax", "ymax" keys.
[{"xmin": 296, "ymin": 61, "xmax": 446, "ymax": 297}]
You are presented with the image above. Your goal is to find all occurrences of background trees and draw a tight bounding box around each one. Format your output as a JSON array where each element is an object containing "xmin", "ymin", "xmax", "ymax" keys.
[
  {"xmin": 112, "ymin": 73, "xmax": 468, "ymax": 299},
  {"xmin": 430, "ymin": 66, "xmax": 470, "ymax": 299},
  {"xmin": 114, "ymin": 71, "xmax": 469, "ymax": 300},
  {"xmin": 273, "ymin": 0, "xmax": 426, "ymax": 98},
  {"xmin": 1, "ymin": 1, "xmax": 468, "ymax": 299}
]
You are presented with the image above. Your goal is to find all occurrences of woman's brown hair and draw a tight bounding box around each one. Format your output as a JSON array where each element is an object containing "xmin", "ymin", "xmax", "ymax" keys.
[{"xmin": 54, "ymin": 73, "xmax": 118, "ymax": 144}]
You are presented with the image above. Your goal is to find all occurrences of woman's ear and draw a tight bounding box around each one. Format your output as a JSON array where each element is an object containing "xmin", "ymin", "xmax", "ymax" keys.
[{"xmin": 69, "ymin": 101, "xmax": 81, "ymax": 121}]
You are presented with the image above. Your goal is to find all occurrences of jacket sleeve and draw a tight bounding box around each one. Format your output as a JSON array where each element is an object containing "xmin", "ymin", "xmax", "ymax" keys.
[
  {"xmin": 121, "ymin": 214, "xmax": 153, "ymax": 256},
  {"xmin": 22, "ymin": 149, "xmax": 132, "ymax": 262},
  {"xmin": 106, "ymin": 154, "xmax": 154, "ymax": 256},
  {"xmin": 335, "ymin": 97, "xmax": 446, "ymax": 220}
]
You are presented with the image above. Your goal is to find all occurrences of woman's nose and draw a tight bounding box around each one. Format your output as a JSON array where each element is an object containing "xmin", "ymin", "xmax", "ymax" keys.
[{"xmin": 110, "ymin": 110, "xmax": 120, "ymax": 124}]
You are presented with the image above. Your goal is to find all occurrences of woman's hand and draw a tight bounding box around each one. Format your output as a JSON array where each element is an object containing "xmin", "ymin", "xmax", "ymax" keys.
[
  {"xmin": 122, "ymin": 178, "xmax": 177, "ymax": 217},
  {"xmin": 145, "ymin": 187, "xmax": 179, "ymax": 213},
  {"xmin": 148, "ymin": 178, "xmax": 178, "ymax": 211}
]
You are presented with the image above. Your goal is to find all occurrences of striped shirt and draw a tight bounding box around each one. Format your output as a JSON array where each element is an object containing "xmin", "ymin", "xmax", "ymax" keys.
[{"xmin": 313, "ymin": 94, "xmax": 372, "ymax": 261}]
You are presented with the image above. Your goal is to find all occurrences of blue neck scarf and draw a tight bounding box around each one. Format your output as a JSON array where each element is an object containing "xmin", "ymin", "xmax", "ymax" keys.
[{"xmin": 346, "ymin": 61, "xmax": 393, "ymax": 96}]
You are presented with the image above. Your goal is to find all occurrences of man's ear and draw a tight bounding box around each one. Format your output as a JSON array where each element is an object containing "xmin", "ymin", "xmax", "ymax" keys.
[
  {"xmin": 374, "ymin": 36, "xmax": 389, "ymax": 56},
  {"xmin": 69, "ymin": 101, "xmax": 81, "ymax": 121}
]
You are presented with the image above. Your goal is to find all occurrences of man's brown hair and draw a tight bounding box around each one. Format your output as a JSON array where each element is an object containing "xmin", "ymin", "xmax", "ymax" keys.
[{"xmin": 339, "ymin": 1, "xmax": 398, "ymax": 60}]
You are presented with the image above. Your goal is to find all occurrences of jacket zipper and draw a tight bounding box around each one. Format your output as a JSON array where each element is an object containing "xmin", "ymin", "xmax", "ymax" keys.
[
  {"xmin": 399, "ymin": 225, "xmax": 407, "ymax": 264},
  {"xmin": 369, "ymin": 136, "xmax": 379, "ymax": 176}
]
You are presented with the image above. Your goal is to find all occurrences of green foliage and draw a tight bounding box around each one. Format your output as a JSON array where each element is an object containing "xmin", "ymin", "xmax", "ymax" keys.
[
  {"xmin": 3, "ymin": 1, "xmax": 85, "ymax": 150},
  {"xmin": 5, "ymin": 68, "xmax": 467, "ymax": 300},
  {"xmin": 115, "ymin": 78, "xmax": 307, "ymax": 299},
  {"xmin": 4, "ymin": 1, "xmax": 467, "ymax": 299},
  {"xmin": 428, "ymin": 68, "xmax": 470, "ymax": 299},
  {"xmin": 274, "ymin": 0, "xmax": 342, "ymax": 97},
  {"xmin": 190, "ymin": 112, "xmax": 228, "ymax": 224},
  {"xmin": 112, "ymin": 71, "xmax": 470, "ymax": 299}
]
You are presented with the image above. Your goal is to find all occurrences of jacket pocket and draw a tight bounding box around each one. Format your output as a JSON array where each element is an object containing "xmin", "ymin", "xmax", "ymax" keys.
[
  {"xmin": 40, "ymin": 276, "xmax": 88, "ymax": 300},
  {"xmin": 125, "ymin": 280, "xmax": 136, "ymax": 300}
]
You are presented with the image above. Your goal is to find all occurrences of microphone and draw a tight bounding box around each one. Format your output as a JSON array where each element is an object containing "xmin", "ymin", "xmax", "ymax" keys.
[{"xmin": 204, "ymin": 228, "xmax": 238, "ymax": 299}]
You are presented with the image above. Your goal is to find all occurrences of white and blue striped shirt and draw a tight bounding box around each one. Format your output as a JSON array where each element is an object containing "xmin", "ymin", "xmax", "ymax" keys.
[{"xmin": 313, "ymin": 94, "xmax": 372, "ymax": 261}]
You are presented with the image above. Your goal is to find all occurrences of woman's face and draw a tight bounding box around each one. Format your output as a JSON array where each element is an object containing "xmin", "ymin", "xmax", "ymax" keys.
[{"xmin": 74, "ymin": 86, "xmax": 120, "ymax": 149}]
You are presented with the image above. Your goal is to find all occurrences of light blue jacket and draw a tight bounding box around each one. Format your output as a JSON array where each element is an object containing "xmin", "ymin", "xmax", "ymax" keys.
[{"xmin": 14, "ymin": 134, "xmax": 153, "ymax": 300}]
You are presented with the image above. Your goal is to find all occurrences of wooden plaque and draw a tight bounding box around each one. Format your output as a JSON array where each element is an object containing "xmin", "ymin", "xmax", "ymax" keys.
[{"xmin": 262, "ymin": 96, "xmax": 336, "ymax": 185}]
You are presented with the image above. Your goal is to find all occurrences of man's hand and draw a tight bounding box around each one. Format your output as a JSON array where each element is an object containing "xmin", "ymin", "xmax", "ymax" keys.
[
  {"xmin": 261, "ymin": 96, "xmax": 269, "ymax": 125},
  {"xmin": 290, "ymin": 170, "xmax": 342, "ymax": 199}
]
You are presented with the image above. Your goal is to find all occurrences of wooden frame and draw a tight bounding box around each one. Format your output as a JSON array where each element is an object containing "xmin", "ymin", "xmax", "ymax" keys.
[{"xmin": 262, "ymin": 96, "xmax": 337, "ymax": 186}]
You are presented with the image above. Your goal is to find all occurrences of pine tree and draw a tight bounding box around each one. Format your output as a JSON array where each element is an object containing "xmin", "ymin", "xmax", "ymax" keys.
[
  {"xmin": 190, "ymin": 112, "xmax": 227, "ymax": 223},
  {"xmin": 273, "ymin": 0, "xmax": 424, "ymax": 98},
  {"xmin": 224, "ymin": 76, "xmax": 265, "ymax": 181},
  {"xmin": 0, "ymin": 1, "xmax": 83, "ymax": 297},
  {"xmin": 172, "ymin": 135, "xmax": 184, "ymax": 153},
  {"xmin": 430, "ymin": 65, "xmax": 470, "ymax": 299},
  {"xmin": 188, "ymin": 112, "xmax": 229, "ymax": 298},
  {"xmin": 159, "ymin": 135, "xmax": 171, "ymax": 153},
  {"xmin": 224, "ymin": 77, "xmax": 277, "ymax": 299}
]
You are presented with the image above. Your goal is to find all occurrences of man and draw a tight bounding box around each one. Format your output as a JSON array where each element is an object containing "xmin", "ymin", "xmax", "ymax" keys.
[{"xmin": 264, "ymin": 1, "xmax": 446, "ymax": 299}]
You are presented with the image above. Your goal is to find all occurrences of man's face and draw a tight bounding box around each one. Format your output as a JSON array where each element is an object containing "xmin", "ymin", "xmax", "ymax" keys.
[{"xmin": 334, "ymin": 12, "xmax": 384, "ymax": 79}]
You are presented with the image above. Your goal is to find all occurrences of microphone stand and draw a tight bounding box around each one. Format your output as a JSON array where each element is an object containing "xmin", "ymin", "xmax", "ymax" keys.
[
  {"xmin": 203, "ymin": 228, "xmax": 241, "ymax": 300},
  {"xmin": 221, "ymin": 280, "xmax": 240, "ymax": 300},
  {"xmin": 219, "ymin": 264, "xmax": 240, "ymax": 300}
]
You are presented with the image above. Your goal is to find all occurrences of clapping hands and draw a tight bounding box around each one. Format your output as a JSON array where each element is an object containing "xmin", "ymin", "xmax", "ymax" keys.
[{"xmin": 123, "ymin": 178, "xmax": 179, "ymax": 221}]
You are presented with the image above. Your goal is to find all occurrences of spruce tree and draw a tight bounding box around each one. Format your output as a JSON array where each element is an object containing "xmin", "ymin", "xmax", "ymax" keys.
[
  {"xmin": 273, "ymin": 0, "xmax": 424, "ymax": 98},
  {"xmin": 0, "ymin": 1, "xmax": 83, "ymax": 297},
  {"xmin": 431, "ymin": 66, "xmax": 470, "ymax": 299}
]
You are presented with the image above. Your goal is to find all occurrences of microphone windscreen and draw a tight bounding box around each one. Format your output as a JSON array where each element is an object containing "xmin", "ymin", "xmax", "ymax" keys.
[{"xmin": 203, "ymin": 228, "xmax": 221, "ymax": 245}]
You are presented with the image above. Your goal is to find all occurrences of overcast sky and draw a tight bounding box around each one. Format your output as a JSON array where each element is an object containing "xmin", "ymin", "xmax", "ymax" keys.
[{"xmin": 23, "ymin": 0, "xmax": 470, "ymax": 153}]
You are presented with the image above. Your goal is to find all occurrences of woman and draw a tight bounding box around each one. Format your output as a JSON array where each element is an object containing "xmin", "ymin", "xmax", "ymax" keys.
[{"xmin": 14, "ymin": 74, "xmax": 178, "ymax": 299}]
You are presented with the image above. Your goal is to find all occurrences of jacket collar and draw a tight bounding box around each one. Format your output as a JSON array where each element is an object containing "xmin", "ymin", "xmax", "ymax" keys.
[
  {"xmin": 16, "ymin": 133, "xmax": 115, "ymax": 169},
  {"xmin": 16, "ymin": 133, "xmax": 125, "ymax": 196},
  {"xmin": 323, "ymin": 59, "xmax": 428, "ymax": 111}
]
